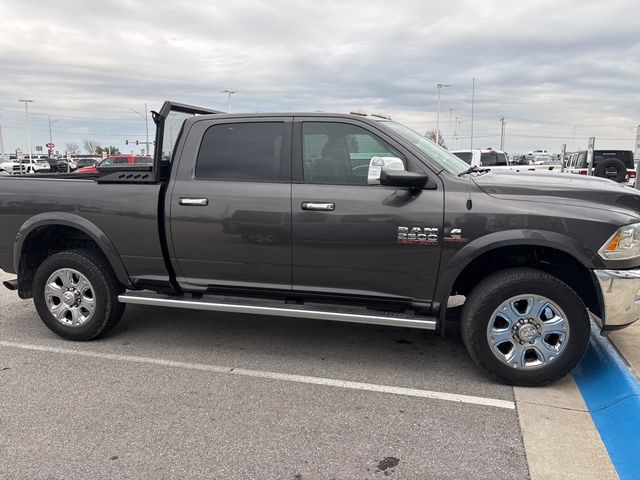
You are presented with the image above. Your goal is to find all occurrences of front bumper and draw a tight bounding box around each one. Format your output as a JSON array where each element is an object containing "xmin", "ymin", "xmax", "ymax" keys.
[{"xmin": 592, "ymin": 269, "xmax": 640, "ymax": 332}]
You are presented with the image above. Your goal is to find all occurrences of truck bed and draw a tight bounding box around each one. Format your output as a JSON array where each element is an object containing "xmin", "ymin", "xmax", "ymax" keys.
[{"xmin": 0, "ymin": 175, "xmax": 167, "ymax": 287}]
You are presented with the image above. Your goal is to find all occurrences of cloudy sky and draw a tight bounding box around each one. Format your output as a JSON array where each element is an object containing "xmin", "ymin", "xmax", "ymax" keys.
[{"xmin": 0, "ymin": 0, "xmax": 638, "ymax": 155}]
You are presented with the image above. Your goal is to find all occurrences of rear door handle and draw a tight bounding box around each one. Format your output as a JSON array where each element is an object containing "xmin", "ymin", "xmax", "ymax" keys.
[
  {"xmin": 179, "ymin": 197, "xmax": 209, "ymax": 206},
  {"xmin": 301, "ymin": 202, "xmax": 335, "ymax": 211}
]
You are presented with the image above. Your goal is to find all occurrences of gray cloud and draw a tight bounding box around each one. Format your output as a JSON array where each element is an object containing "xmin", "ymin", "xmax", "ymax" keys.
[{"xmin": 0, "ymin": 0, "xmax": 638, "ymax": 154}]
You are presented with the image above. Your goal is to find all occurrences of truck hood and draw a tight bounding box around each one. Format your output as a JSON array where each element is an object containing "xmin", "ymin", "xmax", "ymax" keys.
[{"xmin": 472, "ymin": 171, "xmax": 640, "ymax": 217}]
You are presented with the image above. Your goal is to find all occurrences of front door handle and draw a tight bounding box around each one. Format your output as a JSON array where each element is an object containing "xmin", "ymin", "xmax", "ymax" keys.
[
  {"xmin": 179, "ymin": 197, "xmax": 209, "ymax": 206},
  {"xmin": 301, "ymin": 202, "xmax": 335, "ymax": 211}
]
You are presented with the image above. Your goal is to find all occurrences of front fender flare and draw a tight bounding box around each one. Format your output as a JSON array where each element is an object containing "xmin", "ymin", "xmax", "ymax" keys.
[
  {"xmin": 434, "ymin": 229, "xmax": 598, "ymax": 309},
  {"xmin": 14, "ymin": 212, "xmax": 132, "ymax": 288}
]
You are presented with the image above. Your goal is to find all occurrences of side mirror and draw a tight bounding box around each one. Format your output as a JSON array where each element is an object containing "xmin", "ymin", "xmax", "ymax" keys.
[
  {"xmin": 380, "ymin": 169, "xmax": 429, "ymax": 190},
  {"xmin": 367, "ymin": 156, "xmax": 405, "ymax": 184}
]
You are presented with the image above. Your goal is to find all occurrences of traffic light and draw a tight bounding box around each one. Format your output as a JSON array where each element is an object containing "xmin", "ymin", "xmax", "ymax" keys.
[
  {"xmin": 125, "ymin": 140, "xmax": 129, "ymax": 145},
  {"xmin": 136, "ymin": 140, "xmax": 139, "ymax": 145}
]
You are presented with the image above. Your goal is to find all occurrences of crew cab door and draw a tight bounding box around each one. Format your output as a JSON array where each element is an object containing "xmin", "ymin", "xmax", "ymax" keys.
[
  {"xmin": 291, "ymin": 118, "xmax": 444, "ymax": 302},
  {"xmin": 168, "ymin": 117, "xmax": 293, "ymax": 292}
]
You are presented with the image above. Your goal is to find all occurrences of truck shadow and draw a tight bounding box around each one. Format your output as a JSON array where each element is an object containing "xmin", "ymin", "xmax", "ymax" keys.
[{"xmin": 97, "ymin": 303, "xmax": 500, "ymax": 392}]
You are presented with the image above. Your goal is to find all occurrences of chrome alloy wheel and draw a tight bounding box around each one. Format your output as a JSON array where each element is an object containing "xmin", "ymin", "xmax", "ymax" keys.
[
  {"xmin": 44, "ymin": 268, "xmax": 96, "ymax": 327},
  {"xmin": 486, "ymin": 295, "xmax": 570, "ymax": 369}
]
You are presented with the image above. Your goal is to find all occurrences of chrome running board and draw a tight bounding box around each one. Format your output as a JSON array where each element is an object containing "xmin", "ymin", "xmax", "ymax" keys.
[{"xmin": 118, "ymin": 291, "xmax": 437, "ymax": 330}]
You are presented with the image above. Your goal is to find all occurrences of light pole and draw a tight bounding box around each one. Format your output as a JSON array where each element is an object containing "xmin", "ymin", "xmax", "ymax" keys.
[
  {"xmin": 221, "ymin": 89, "xmax": 238, "ymax": 112},
  {"xmin": 18, "ymin": 99, "xmax": 34, "ymax": 164},
  {"xmin": 129, "ymin": 103, "xmax": 150, "ymax": 155},
  {"xmin": 448, "ymin": 108, "xmax": 456, "ymax": 148},
  {"xmin": 48, "ymin": 116, "xmax": 62, "ymax": 148},
  {"xmin": 435, "ymin": 83, "xmax": 451, "ymax": 146}
]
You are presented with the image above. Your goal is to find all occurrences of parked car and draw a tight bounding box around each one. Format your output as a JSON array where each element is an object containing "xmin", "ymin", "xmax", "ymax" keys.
[
  {"xmin": 0, "ymin": 158, "xmax": 22, "ymax": 174},
  {"xmin": 2, "ymin": 101, "xmax": 640, "ymax": 386},
  {"xmin": 75, "ymin": 155, "xmax": 152, "ymax": 174},
  {"xmin": 451, "ymin": 148, "xmax": 542, "ymax": 173},
  {"xmin": 17, "ymin": 159, "xmax": 51, "ymax": 174},
  {"xmin": 511, "ymin": 156, "xmax": 530, "ymax": 166},
  {"xmin": 74, "ymin": 158, "xmax": 98, "ymax": 169},
  {"xmin": 451, "ymin": 148, "xmax": 513, "ymax": 170},
  {"xmin": 564, "ymin": 150, "xmax": 635, "ymax": 184},
  {"xmin": 46, "ymin": 157, "xmax": 70, "ymax": 173}
]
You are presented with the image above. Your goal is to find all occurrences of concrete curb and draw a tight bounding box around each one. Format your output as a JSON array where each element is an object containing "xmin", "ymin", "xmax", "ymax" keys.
[{"xmin": 573, "ymin": 327, "xmax": 640, "ymax": 480}]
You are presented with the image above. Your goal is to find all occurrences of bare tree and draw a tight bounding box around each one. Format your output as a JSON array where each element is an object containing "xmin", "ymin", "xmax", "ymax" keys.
[
  {"xmin": 83, "ymin": 139, "xmax": 101, "ymax": 154},
  {"xmin": 65, "ymin": 143, "xmax": 80, "ymax": 155},
  {"xmin": 424, "ymin": 130, "xmax": 447, "ymax": 149}
]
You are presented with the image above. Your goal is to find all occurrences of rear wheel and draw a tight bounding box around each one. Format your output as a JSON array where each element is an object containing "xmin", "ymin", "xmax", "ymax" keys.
[
  {"xmin": 33, "ymin": 249, "xmax": 125, "ymax": 341},
  {"xmin": 461, "ymin": 268, "xmax": 590, "ymax": 386}
]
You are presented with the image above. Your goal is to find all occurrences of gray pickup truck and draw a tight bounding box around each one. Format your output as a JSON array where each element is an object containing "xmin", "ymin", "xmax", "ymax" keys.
[{"xmin": 2, "ymin": 101, "xmax": 640, "ymax": 385}]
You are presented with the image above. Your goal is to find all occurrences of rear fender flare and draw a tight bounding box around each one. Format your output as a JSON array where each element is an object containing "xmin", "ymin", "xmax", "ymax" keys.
[{"xmin": 14, "ymin": 212, "xmax": 132, "ymax": 288}]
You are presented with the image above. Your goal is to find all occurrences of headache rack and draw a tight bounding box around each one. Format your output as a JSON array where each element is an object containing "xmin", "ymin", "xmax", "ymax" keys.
[
  {"xmin": 95, "ymin": 164, "xmax": 156, "ymax": 184},
  {"xmin": 96, "ymin": 101, "xmax": 223, "ymax": 184}
]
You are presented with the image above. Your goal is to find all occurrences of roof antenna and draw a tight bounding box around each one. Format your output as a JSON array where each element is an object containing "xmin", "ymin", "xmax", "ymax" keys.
[{"xmin": 466, "ymin": 77, "xmax": 475, "ymax": 211}]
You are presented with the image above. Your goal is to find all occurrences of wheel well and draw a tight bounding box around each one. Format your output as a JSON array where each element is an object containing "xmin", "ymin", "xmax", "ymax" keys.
[
  {"xmin": 450, "ymin": 245, "xmax": 602, "ymax": 318},
  {"xmin": 18, "ymin": 225, "xmax": 108, "ymax": 298}
]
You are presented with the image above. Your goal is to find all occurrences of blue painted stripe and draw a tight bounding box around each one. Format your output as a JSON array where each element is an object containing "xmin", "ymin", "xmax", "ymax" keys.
[{"xmin": 573, "ymin": 330, "xmax": 640, "ymax": 480}]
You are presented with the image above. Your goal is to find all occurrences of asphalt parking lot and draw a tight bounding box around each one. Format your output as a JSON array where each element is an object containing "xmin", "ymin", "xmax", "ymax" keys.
[{"xmin": 0, "ymin": 270, "xmax": 533, "ymax": 479}]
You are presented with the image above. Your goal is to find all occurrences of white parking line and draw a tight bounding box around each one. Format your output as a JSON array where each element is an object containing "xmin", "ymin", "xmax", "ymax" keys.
[{"xmin": 0, "ymin": 340, "xmax": 515, "ymax": 409}]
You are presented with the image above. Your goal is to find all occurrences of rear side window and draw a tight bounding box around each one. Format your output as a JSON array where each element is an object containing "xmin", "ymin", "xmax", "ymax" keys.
[
  {"xmin": 102, "ymin": 157, "xmax": 128, "ymax": 166},
  {"xmin": 480, "ymin": 152, "xmax": 507, "ymax": 166},
  {"xmin": 196, "ymin": 122, "xmax": 287, "ymax": 181},
  {"xmin": 577, "ymin": 152, "xmax": 587, "ymax": 168},
  {"xmin": 453, "ymin": 152, "xmax": 472, "ymax": 164}
]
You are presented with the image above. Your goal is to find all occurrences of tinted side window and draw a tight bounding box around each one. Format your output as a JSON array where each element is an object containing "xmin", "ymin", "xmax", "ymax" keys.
[
  {"xmin": 453, "ymin": 152, "xmax": 472, "ymax": 164},
  {"xmin": 102, "ymin": 157, "xmax": 128, "ymax": 165},
  {"xmin": 302, "ymin": 122, "xmax": 405, "ymax": 185},
  {"xmin": 196, "ymin": 122, "xmax": 286, "ymax": 181},
  {"xmin": 577, "ymin": 152, "xmax": 587, "ymax": 168},
  {"xmin": 495, "ymin": 153, "xmax": 507, "ymax": 166},
  {"xmin": 480, "ymin": 152, "xmax": 498, "ymax": 166}
]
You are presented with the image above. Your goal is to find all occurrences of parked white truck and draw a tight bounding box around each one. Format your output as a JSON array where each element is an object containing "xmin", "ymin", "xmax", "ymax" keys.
[{"xmin": 451, "ymin": 148, "xmax": 537, "ymax": 172}]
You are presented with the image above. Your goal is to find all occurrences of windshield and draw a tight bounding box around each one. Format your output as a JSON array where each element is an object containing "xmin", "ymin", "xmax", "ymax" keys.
[{"xmin": 381, "ymin": 121, "xmax": 470, "ymax": 175}]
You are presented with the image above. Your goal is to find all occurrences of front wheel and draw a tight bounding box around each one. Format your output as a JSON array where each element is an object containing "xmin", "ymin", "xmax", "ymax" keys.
[
  {"xmin": 461, "ymin": 268, "xmax": 590, "ymax": 386},
  {"xmin": 33, "ymin": 249, "xmax": 126, "ymax": 341}
]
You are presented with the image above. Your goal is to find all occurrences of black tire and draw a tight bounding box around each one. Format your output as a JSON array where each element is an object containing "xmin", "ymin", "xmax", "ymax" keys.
[
  {"xmin": 593, "ymin": 158, "xmax": 627, "ymax": 183},
  {"xmin": 461, "ymin": 268, "xmax": 590, "ymax": 386},
  {"xmin": 33, "ymin": 249, "xmax": 125, "ymax": 341}
]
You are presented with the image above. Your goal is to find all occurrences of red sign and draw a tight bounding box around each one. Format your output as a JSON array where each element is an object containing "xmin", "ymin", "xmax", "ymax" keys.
[{"xmin": 46, "ymin": 142, "xmax": 55, "ymax": 148}]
